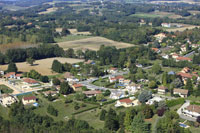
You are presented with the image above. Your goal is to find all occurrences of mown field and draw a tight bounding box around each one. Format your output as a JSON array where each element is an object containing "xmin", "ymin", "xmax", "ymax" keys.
[
  {"xmin": 0, "ymin": 57, "xmax": 84, "ymax": 75},
  {"xmin": 56, "ymin": 36, "xmax": 134, "ymax": 51}
]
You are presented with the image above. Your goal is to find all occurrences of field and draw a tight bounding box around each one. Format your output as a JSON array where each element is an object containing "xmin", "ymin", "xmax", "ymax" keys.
[
  {"xmin": 0, "ymin": 85, "xmax": 13, "ymax": 94},
  {"xmin": 165, "ymin": 24, "xmax": 200, "ymax": 32},
  {"xmin": 0, "ymin": 57, "xmax": 84, "ymax": 75},
  {"xmin": 68, "ymin": 29, "xmax": 91, "ymax": 35},
  {"xmin": 55, "ymin": 35, "xmax": 92, "ymax": 42},
  {"xmin": 57, "ymin": 36, "xmax": 134, "ymax": 51},
  {"xmin": 38, "ymin": 7, "xmax": 58, "ymax": 14},
  {"xmin": 131, "ymin": 11, "xmax": 182, "ymax": 19}
]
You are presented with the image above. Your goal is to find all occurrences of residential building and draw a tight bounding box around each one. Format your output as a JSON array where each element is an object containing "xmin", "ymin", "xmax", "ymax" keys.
[
  {"xmin": 176, "ymin": 57, "xmax": 192, "ymax": 62},
  {"xmin": 154, "ymin": 33, "xmax": 166, "ymax": 42},
  {"xmin": 110, "ymin": 90, "xmax": 126, "ymax": 99},
  {"xmin": 151, "ymin": 48, "xmax": 161, "ymax": 53},
  {"xmin": 43, "ymin": 91, "xmax": 58, "ymax": 97},
  {"xmin": 109, "ymin": 75, "xmax": 124, "ymax": 83},
  {"xmin": 108, "ymin": 67, "xmax": 118, "ymax": 74},
  {"xmin": 173, "ymin": 88, "xmax": 188, "ymax": 98},
  {"xmin": 83, "ymin": 90, "xmax": 102, "ymax": 97},
  {"xmin": 4, "ymin": 72, "xmax": 16, "ymax": 79},
  {"xmin": 146, "ymin": 96, "xmax": 163, "ymax": 105},
  {"xmin": 0, "ymin": 94, "xmax": 17, "ymax": 107},
  {"xmin": 72, "ymin": 84, "xmax": 83, "ymax": 91},
  {"xmin": 119, "ymin": 78, "xmax": 131, "ymax": 86},
  {"xmin": 182, "ymin": 104, "xmax": 200, "ymax": 119},
  {"xmin": 22, "ymin": 96, "xmax": 36, "ymax": 105},
  {"xmin": 15, "ymin": 74, "xmax": 23, "ymax": 79},
  {"xmin": 115, "ymin": 98, "xmax": 134, "ymax": 107},
  {"xmin": 23, "ymin": 78, "xmax": 39, "ymax": 85},
  {"xmin": 180, "ymin": 45, "xmax": 186, "ymax": 52},
  {"xmin": 171, "ymin": 53, "xmax": 179, "ymax": 59},
  {"xmin": 64, "ymin": 72, "xmax": 79, "ymax": 82},
  {"xmin": 161, "ymin": 23, "xmax": 171, "ymax": 28},
  {"xmin": 181, "ymin": 67, "xmax": 190, "ymax": 73},
  {"xmin": 0, "ymin": 70, "xmax": 4, "ymax": 75},
  {"xmin": 157, "ymin": 86, "xmax": 168, "ymax": 94}
]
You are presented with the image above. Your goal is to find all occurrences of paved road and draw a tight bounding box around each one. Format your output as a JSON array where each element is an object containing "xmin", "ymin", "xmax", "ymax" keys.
[
  {"xmin": 177, "ymin": 100, "xmax": 196, "ymax": 122},
  {"xmin": 184, "ymin": 47, "xmax": 200, "ymax": 58}
]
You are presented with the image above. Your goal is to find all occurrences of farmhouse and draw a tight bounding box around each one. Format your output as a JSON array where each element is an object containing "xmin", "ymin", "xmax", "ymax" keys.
[
  {"xmin": 157, "ymin": 86, "xmax": 168, "ymax": 94},
  {"xmin": 22, "ymin": 96, "xmax": 37, "ymax": 105},
  {"xmin": 173, "ymin": 88, "xmax": 188, "ymax": 98},
  {"xmin": 0, "ymin": 94, "xmax": 17, "ymax": 107},
  {"xmin": 182, "ymin": 104, "xmax": 200, "ymax": 119},
  {"xmin": 23, "ymin": 78, "xmax": 39, "ymax": 85},
  {"xmin": 83, "ymin": 90, "xmax": 102, "ymax": 97},
  {"xmin": 115, "ymin": 98, "xmax": 133, "ymax": 107}
]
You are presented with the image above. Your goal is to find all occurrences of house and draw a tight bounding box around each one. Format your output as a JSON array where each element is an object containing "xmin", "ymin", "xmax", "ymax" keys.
[
  {"xmin": 23, "ymin": 78, "xmax": 39, "ymax": 85},
  {"xmin": 4, "ymin": 72, "xmax": 16, "ymax": 79},
  {"xmin": 151, "ymin": 48, "xmax": 161, "ymax": 53},
  {"xmin": 176, "ymin": 57, "xmax": 192, "ymax": 62},
  {"xmin": 125, "ymin": 83, "xmax": 142, "ymax": 94},
  {"xmin": 171, "ymin": 53, "xmax": 179, "ymax": 59},
  {"xmin": 109, "ymin": 75, "xmax": 124, "ymax": 83},
  {"xmin": 191, "ymin": 44, "xmax": 199, "ymax": 48},
  {"xmin": 154, "ymin": 33, "xmax": 166, "ymax": 42},
  {"xmin": 22, "ymin": 96, "xmax": 36, "ymax": 105},
  {"xmin": 161, "ymin": 23, "xmax": 171, "ymax": 28},
  {"xmin": 72, "ymin": 84, "xmax": 83, "ymax": 91},
  {"xmin": 176, "ymin": 72, "xmax": 198, "ymax": 84},
  {"xmin": 0, "ymin": 70, "xmax": 4, "ymax": 75},
  {"xmin": 115, "ymin": 98, "xmax": 134, "ymax": 107},
  {"xmin": 173, "ymin": 88, "xmax": 188, "ymax": 98},
  {"xmin": 83, "ymin": 90, "xmax": 102, "ymax": 97},
  {"xmin": 43, "ymin": 91, "xmax": 58, "ymax": 97},
  {"xmin": 15, "ymin": 74, "xmax": 23, "ymax": 79},
  {"xmin": 181, "ymin": 67, "xmax": 190, "ymax": 73},
  {"xmin": 64, "ymin": 72, "xmax": 79, "ymax": 82},
  {"xmin": 108, "ymin": 67, "xmax": 118, "ymax": 74},
  {"xmin": 0, "ymin": 94, "xmax": 17, "ymax": 107},
  {"xmin": 182, "ymin": 104, "xmax": 200, "ymax": 119},
  {"xmin": 162, "ymin": 54, "xmax": 169, "ymax": 59},
  {"xmin": 110, "ymin": 90, "xmax": 126, "ymax": 99},
  {"xmin": 119, "ymin": 78, "xmax": 131, "ymax": 86},
  {"xmin": 146, "ymin": 96, "xmax": 163, "ymax": 105},
  {"xmin": 157, "ymin": 86, "xmax": 168, "ymax": 94},
  {"xmin": 180, "ymin": 45, "xmax": 186, "ymax": 52},
  {"xmin": 136, "ymin": 64, "xmax": 143, "ymax": 68},
  {"xmin": 168, "ymin": 71, "xmax": 175, "ymax": 75}
]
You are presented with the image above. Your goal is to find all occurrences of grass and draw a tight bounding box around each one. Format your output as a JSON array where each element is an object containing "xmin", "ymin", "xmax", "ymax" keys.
[
  {"xmin": 131, "ymin": 13, "xmax": 162, "ymax": 18},
  {"xmin": 0, "ymin": 85, "xmax": 13, "ymax": 94},
  {"xmin": 55, "ymin": 35, "xmax": 92, "ymax": 43},
  {"xmin": 0, "ymin": 105, "xmax": 10, "ymax": 120}
]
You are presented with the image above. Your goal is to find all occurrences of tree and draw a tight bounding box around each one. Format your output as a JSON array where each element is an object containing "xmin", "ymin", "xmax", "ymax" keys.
[
  {"xmin": 26, "ymin": 57, "xmax": 35, "ymax": 66},
  {"xmin": 152, "ymin": 63, "xmax": 161, "ymax": 74},
  {"xmin": 7, "ymin": 62, "xmax": 18, "ymax": 73},
  {"xmin": 162, "ymin": 72, "xmax": 169, "ymax": 86},
  {"xmin": 148, "ymin": 81, "xmax": 157, "ymax": 89},
  {"xmin": 40, "ymin": 76, "xmax": 49, "ymax": 83},
  {"xmin": 197, "ymin": 116, "xmax": 200, "ymax": 123},
  {"xmin": 185, "ymin": 78, "xmax": 193, "ymax": 95},
  {"xmin": 100, "ymin": 109, "xmax": 107, "ymax": 121},
  {"xmin": 61, "ymin": 28, "xmax": 70, "ymax": 36},
  {"xmin": 104, "ymin": 108, "xmax": 119, "ymax": 131},
  {"xmin": 51, "ymin": 60, "xmax": 63, "ymax": 73},
  {"xmin": 138, "ymin": 90, "xmax": 152, "ymax": 103},
  {"xmin": 59, "ymin": 82, "xmax": 73, "ymax": 95},
  {"xmin": 143, "ymin": 105, "xmax": 154, "ymax": 119},
  {"xmin": 52, "ymin": 78, "xmax": 60, "ymax": 85},
  {"xmin": 47, "ymin": 105, "xmax": 58, "ymax": 116},
  {"xmin": 171, "ymin": 78, "xmax": 183, "ymax": 88},
  {"xmin": 130, "ymin": 113, "xmax": 150, "ymax": 133},
  {"xmin": 103, "ymin": 90, "xmax": 111, "ymax": 96},
  {"xmin": 124, "ymin": 108, "xmax": 137, "ymax": 131},
  {"xmin": 27, "ymin": 69, "xmax": 41, "ymax": 79},
  {"xmin": 96, "ymin": 94, "xmax": 104, "ymax": 101}
]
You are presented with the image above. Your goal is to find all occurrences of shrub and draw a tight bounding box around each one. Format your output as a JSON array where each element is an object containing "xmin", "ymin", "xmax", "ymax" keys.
[{"xmin": 166, "ymin": 98, "xmax": 185, "ymax": 107}]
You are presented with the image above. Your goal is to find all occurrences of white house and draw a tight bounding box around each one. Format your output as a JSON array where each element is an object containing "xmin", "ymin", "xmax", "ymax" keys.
[
  {"xmin": 108, "ymin": 67, "xmax": 118, "ymax": 74},
  {"xmin": 157, "ymin": 86, "xmax": 168, "ymax": 94},
  {"xmin": 110, "ymin": 90, "xmax": 126, "ymax": 99},
  {"xmin": 22, "ymin": 96, "xmax": 36, "ymax": 105},
  {"xmin": 0, "ymin": 94, "xmax": 17, "ymax": 107},
  {"xmin": 115, "ymin": 98, "xmax": 134, "ymax": 107},
  {"xmin": 173, "ymin": 88, "xmax": 188, "ymax": 98},
  {"xmin": 146, "ymin": 96, "xmax": 163, "ymax": 105},
  {"xmin": 182, "ymin": 104, "xmax": 200, "ymax": 119},
  {"xmin": 161, "ymin": 23, "xmax": 171, "ymax": 28},
  {"xmin": 0, "ymin": 70, "xmax": 4, "ymax": 75},
  {"xmin": 4, "ymin": 72, "xmax": 16, "ymax": 79}
]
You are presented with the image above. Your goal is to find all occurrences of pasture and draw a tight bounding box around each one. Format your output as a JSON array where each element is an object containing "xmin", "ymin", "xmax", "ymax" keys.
[
  {"xmin": 0, "ymin": 57, "xmax": 84, "ymax": 75},
  {"xmin": 56, "ymin": 36, "xmax": 134, "ymax": 51},
  {"xmin": 165, "ymin": 24, "xmax": 200, "ymax": 32}
]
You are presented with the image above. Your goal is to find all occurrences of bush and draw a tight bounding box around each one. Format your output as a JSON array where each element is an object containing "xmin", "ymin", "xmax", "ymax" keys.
[
  {"xmin": 166, "ymin": 98, "xmax": 185, "ymax": 107},
  {"xmin": 157, "ymin": 108, "xmax": 165, "ymax": 117},
  {"xmin": 74, "ymin": 105, "xmax": 80, "ymax": 110},
  {"xmin": 47, "ymin": 105, "xmax": 58, "ymax": 116}
]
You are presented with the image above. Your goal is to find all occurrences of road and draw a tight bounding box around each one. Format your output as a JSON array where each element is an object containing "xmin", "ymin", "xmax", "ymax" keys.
[
  {"xmin": 183, "ymin": 47, "xmax": 200, "ymax": 58},
  {"xmin": 177, "ymin": 100, "xmax": 196, "ymax": 122}
]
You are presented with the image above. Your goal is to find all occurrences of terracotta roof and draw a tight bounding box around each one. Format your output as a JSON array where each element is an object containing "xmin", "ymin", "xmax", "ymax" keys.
[
  {"xmin": 23, "ymin": 78, "xmax": 38, "ymax": 84},
  {"xmin": 119, "ymin": 98, "xmax": 132, "ymax": 104},
  {"xmin": 186, "ymin": 105, "xmax": 200, "ymax": 113},
  {"xmin": 174, "ymin": 88, "xmax": 188, "ymax": 95},
  {"xmin": 15, "ymin": 74, "xmax": 22, "ymax": 77},
  {"xmin": 83, "ymin": 91, "xmax": 102, "ymax": 95},
  {"xmin": 110, "ymin": 67, "xmax": 117, "ymax": 70},
  {"xmin": 23, "ymin": 96, "xmax": 36, "ymax": 101},
  {"xmin": 73, "ymin": 84, "xmax": 82, "ymax": 88},
  {"xmin": 158, "ymin": 86, "xmax": 168, "ymax": 90},
  {"xmin": 177, "ymin": 72, "xmax": 193, "ymax": 79},
  {"xmin": 152, "ymin": 48, "xmax": 159, "ymax": 52},
  {"xmin": 63, "ymin": 72, "xmax": 73, "ymax": 79},
  {"xmin": 115, "ymin": 75, "xmax": 124, "ymax": 80},
  {"xmin": 4, "ymin": 72, "xmax": 16, "ymax": 77},
  {"xmin": 176, "ymin": 57, "xmax": 192, "ymax": 61}
]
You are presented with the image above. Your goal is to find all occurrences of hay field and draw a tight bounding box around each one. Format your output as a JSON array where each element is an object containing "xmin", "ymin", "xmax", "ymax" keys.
[
  {"xmin": 56, "ymin": 36, "xmax": 134, "ymax": 51},
  {"xmin": 0, "ymin": 57, "xmax": 84, "ymax": 75},
  {"xmin": 69, "ymin": 29, "xmax": 91, "ymax": 35}
]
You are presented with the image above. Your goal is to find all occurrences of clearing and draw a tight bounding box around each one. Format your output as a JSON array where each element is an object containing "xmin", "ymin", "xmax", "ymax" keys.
[
  {"xmin": 55, "ymin": 35, "xmax": 92, "ymax": 42},
  {"xmin": 0, "ymin": 57, "xmax": 84, "ymax": 75},
  {"xmin": 165, "ymin": 24, "xmax": 200, "ymax": 32},
  {"xmin": 56, "ymin": 36, "xmax": 134, "ymax": 51},
  {"xmin": 38, "ymin": 7, "xmax": 58, "ymax": 14}
]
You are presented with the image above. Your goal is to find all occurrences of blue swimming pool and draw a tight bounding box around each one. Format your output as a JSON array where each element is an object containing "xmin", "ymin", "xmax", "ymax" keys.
[{"xmin": 179, "ymin": 123, "xmax": 187, "ymax": 128}]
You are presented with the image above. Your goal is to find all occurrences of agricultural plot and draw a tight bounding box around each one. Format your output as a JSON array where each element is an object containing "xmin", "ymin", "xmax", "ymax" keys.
[
  {"xmin": 0, "ymin": 57, "xmax": 84, "ymax": 75},
  {"xmin": 165, "ymin": 24, "xmax": 200, "ymax": 32},
  {"xmin": 38, "ymin": 7, "xmax": 58, "ymax": 14},
  {"xmin": 57, "ymin": 36, "xmax": 134, "ymax": 51}
]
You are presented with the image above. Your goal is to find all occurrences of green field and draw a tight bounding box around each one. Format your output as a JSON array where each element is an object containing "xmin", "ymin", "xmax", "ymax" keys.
[
  {"xmin": 0, "ymin": 85, "xmax": 13, "ymax": 94},
  {"xmin": 55, "ymin": 35, "xmax": 92, "ymax": 43},
  {"xmin": 131, "ymin": 13, "xmax": 163, "ymax": 18}
]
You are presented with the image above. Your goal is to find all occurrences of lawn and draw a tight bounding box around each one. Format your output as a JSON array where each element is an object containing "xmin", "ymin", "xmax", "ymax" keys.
[
  {"xmin": 0, "ymin": 105, "xmax": 10, "ymax": 120},
  {"xmin": 0, "ymin": 85, "xmax": 13, "ymax": 94},
  {"xmin": 55, "ymin": 35, "xmax": 92, "ymax": 43}
]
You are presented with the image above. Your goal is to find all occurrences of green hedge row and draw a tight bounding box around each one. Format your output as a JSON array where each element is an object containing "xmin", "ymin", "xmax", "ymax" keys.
[
  {"xmin": 72, "ymin": 106, "xmax": 98, "ymax": 115},
  {"xmin": 166, "ymin": 98, "xmax": 185, "ymax": 107},
  {"xmin": 191, "ymin": 102, "xmax": 200, "ymax": 106}
]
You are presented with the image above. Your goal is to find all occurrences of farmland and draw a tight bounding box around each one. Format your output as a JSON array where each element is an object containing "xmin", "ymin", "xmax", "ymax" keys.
[
  {"xmin": 0, "ymin": 57, "xmax": 84, "ymax": 75},
  {"xmin": 56, "ymin": 36, "xmax": 134, "ymax": 51},
  {"xmin": 165, "ymin": 24, "xmax": 200, "ymax": 32}
]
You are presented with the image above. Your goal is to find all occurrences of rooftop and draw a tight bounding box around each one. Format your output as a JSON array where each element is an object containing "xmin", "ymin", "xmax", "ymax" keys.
[
  {"xmin": 174, "ymin": 88, "xmax": 188, "ymax": 95},
  {"xmin": 119, "ymin": 98, "xmax": 132, "ymax": 104},
  {"xmin": 186, "ymin": 105, "xmax": 200, "ymax": 114},
  {"xmin": 23, "ymin": 96, "xmax": 36, "ymax": 101}
]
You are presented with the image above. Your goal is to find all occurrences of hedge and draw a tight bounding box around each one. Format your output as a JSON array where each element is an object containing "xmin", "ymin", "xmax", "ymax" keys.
[
  {"xmin": 191, "ymin": 102, "xmax": 200, "ymax": 106},
  {"xmin": 72, "ymin": 106, "xmax": 98, "ymax": 115},
  {"xmin": 166, "ymin": 98, "xmax": 185, "ymax": 107}
]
